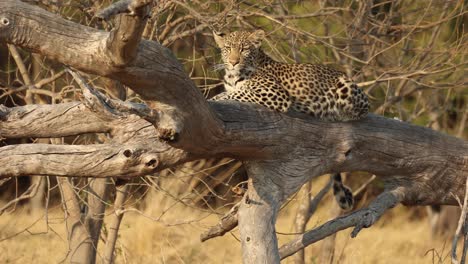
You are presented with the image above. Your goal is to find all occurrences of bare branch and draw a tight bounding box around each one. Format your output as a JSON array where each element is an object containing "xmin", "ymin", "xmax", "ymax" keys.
[
  {"xmin": 99, "ymin": 0, "xmax": 152, "ymax": 66},
  {"xmin": 352, "ymin": 175, "xmax": 376, "ymax": 196},
  {"xmin": 104, "ymin": 184, "xmax": 130, "ymax": 264},
  {"xmin": 200, "ymin": 202, "xmax": 239, "ymax": 242},
  {"xmin": 68, "ymin": 69, "xmax": 159, "ymax": 123},
  {"xmin": 0, "ymin": 71, "xmax": 65, "ymax": 100},
  {"xmin": 452, "ymin": 176, "xmax": 468, "ymax": 264},
  {"xmin": 0, "ymin": 2, "xmax": 466, "ymax": 261},
  {"xmin": 0, "ymin": 181, "xmax": 40, "ymax": 215},
  {"xmin": 293, "ymin": 181, "xmax": 311, "ymax": 264},
  {"xmin": 0, "ymin": 102, "xmax": 109, "ymax": 138},
  {"xmin": 0, "ymin": 143, "xmax": 171, "ymax": 178},
  {"xmin": 279, "ymin": 188, "xmax": 406, "ymax": 260},
  {"xmin": 1, "ymin": 99, "xmax": 467, "ymax": 207},
  {"xmin": 96, "ymin": 0, "xmax": 153, "ymax": 19}
]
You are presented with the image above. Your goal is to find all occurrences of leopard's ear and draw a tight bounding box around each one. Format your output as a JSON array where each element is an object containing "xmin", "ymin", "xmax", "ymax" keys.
[
  {"xmin": 213, "ymin": 31, "xmax": 226, "ymax": 48},
  {"xmin": 248, "ymin": 30, "xmax": 265, "ymax": 48}
]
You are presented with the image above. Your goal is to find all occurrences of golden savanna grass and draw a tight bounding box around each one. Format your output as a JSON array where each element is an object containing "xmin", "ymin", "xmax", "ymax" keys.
[{"xmin": 0, "ymin": 180, "xmax": 458, "ymax": 264}]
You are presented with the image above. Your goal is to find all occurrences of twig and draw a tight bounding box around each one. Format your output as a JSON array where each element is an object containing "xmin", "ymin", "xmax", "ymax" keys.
[
  {"xmin": 7, "ymin": 44, "xmax": 32, "ymax": 85},
  {"xmin": 353, "ymin": 175, "xmax": 377, "ymax": 196},
  {"xmin": 451, "ymin": 176, "xmax": 468, "ymax": 264},
  {"xmin": 0, "ymin": 182, "xmax": 40, "ymax": 215},
  {"xmin": 309, "ymin": 176, "xmax": 334, "ymax": 216},
  {"xmin": 0, "ymin": 177, "xmax": 11, "ymax": 187}
]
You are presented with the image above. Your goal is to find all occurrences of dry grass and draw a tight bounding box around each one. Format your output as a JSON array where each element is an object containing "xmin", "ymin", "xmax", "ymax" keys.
[{"xmin": 0, "ymin": 191, "xmax": 457, "ymax": 264}]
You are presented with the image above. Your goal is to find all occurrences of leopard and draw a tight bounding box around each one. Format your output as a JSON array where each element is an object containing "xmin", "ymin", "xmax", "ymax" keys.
[{"xmin": 211, "ymin": 30, "xmax": 368, "ymax": 210}]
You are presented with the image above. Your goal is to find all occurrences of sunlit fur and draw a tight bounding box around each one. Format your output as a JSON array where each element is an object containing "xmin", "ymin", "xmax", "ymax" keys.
[{"xmin": 212, "ymin": 30, "xmax": 369, "ymax": 121}]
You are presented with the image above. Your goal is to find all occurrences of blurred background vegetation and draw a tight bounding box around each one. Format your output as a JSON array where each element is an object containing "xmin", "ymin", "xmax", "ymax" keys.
[{"xmin": 0, "ymin": 0, "xmax": 466, "ymax": 263}]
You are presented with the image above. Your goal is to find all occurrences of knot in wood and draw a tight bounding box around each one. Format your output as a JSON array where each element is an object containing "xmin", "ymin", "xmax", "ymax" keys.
[
  {"xmin": 345, "ymin": 149, "xmax": 352, "ymax": 157},
  {"xmin": 145, "ymin": 158, "xmax": 158, "ymax": 168},
  {"xmin": 1, "ymin": 17, "xmax": 10, "ymax": 26},
  {"xmin": 121, "ymin": 34, "xmax": 128, "ymax": 42},
  {"xmin": 123, "ymin": 149, "xmax": 132, "ymax": 157},
  {"xmin": 245, "ymin": 194, "xmax": 251, "ymax": 204}
]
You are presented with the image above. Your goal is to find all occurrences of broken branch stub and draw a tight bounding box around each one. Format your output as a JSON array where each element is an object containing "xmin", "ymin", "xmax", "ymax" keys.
[
  {"xmin": 96, "ymin": 0, "xmax": 153, "ymax": 20},
  {"xmin": 99, "ymin": 0, "xmax": 153, "ymax": 66}
]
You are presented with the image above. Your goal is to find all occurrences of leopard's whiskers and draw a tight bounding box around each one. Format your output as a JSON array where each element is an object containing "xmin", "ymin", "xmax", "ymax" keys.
[{"xmin": 212, "ymin": 63, "xmax": 225, "ymax": 71}]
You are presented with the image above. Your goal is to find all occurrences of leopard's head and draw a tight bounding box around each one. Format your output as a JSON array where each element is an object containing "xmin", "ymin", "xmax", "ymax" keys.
[{"xmin": 213, "ymin": 30, "xmax": 265, "ymax": 74}]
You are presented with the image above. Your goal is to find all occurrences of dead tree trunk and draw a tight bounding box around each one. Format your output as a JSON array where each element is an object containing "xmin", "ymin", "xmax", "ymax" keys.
[
  {"xmin": 58, "ymin": 177, "xmax": 110, "ymax": 264},
  {"xmin": 0, "ymin": 0, "xmax": 467, "ymax": 263}
]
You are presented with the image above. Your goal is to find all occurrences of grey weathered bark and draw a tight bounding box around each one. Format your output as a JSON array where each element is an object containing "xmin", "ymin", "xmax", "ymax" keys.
[
  {"xmin": 0, "ymin": 0, "xmax": 223, "ymax": 150},
  {"xmin": 279, "ymin": 187, "xmax": 407, "ymax": 259},
  {"xmin": 58, "ymin": 70, "xmax": 146, "ymax": 264},
  {"xmin": 200, "ymin": 202, "xmax": 239, "ymax": 242},
  {"xmin": 237, "ymin": 162, "xmax": 285, "ymax": 263},
  {"xmin": 293, "ymin": 181, "xmax": 312, "ymax": 264},
  {"xmin": 293, "ymin": 177, "xmax": 335, "ymax": 263},
  {"xmin": 57, "ymin": 174, "xmax": 110, "ymax": 264},
  {"xmin": 58, "ymin": 176, "xmax": 91, "ymax": 263},
  {"xmin": 6, "ymin": 44, "xmax": 47, "ymax": 212},
  {"xmin": 452, "ymin": 177, "xmax": 468, "ymax": 264},
  {"xmin": 0, "ymin": 0, "xmax": 467, "ymax": 263},
  {"xmin": 103, "ymin": 184, "xmax": 130, "ymax": 264},
  {"xmin": 319, "ymin": 201, "xmax": 341, "ymax": 264},
  {"xmin": 0, "ymin": 177, "xmax": 41, "ymax": 215}
]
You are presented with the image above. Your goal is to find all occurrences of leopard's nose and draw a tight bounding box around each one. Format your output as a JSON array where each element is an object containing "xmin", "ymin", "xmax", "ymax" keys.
[{"xmin": 229, "ymin": 58, "xmax": 239, "ymax": 66}]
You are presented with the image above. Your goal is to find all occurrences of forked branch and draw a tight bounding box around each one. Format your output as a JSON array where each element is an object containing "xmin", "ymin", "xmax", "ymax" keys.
[{"xmin": 279, "ymin": 188, "xmax": 406, "ymax": 259}]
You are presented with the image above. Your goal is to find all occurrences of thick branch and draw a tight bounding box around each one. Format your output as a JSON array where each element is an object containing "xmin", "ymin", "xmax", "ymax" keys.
[
  {"xmin": 0, "ymin": 103, "xmax": 109, "ymax": 138},
  {"xmin": 0, "ymin": 143, "xmax": 187, "ymax": 178},
  {"xmin": 96, "ymin": 0, "xmax": 152, "ymax": 19},
  {"xmin": 0, "ymin": 0, "xmax": 224, "ymax": 150},
  {"xmin": 98, "ymin": 0, "xmax": 152, "ymax": 66},
  {"xmin": 212, "ymin": 103, "xmax": 468, "ymax": 206}
]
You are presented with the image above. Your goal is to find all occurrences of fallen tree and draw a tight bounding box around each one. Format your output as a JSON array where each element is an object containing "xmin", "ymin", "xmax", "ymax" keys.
[{"xmin": 0, "ymin": 0, "xmax": 467, "ymax": 263}]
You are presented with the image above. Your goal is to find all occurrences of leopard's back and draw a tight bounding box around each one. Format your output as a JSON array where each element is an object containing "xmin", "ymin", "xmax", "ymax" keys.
[{"xmin": 253, "ymin": 62, "xmax": 369, "ymax": 121}]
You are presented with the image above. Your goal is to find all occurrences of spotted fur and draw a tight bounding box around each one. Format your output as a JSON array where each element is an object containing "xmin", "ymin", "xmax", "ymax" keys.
[
  {"xmin": 212, "ymin": 30, "xmax": 364, "ymax": 210},
  {"xmin": 332, "ymin": 173, "xmax": 354, "ymax": 210},
  {"xmin": 212, "ymin": 30, "xmax": 369, "ymax": 121}
]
